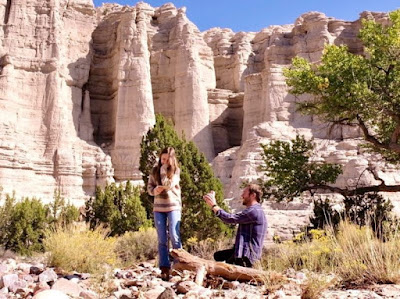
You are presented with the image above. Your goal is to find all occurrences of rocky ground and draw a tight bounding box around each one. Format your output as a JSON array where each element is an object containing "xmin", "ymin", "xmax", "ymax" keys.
[{"xmin": 0, "ymin": 256, "xmax": 400, "ymax": 298}]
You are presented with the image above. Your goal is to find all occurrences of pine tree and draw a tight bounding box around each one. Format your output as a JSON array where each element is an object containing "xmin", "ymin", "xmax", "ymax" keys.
[{"xmin": 140, "ymin": 114, "xmax": 234, "ymax": 243}]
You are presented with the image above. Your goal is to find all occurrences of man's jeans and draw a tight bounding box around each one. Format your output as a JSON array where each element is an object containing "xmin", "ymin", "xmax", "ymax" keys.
[
  {"xmin": 214, "ymin": 248, "xmax": 253, "ymax": 268},
  {"xmin": 154, "ymin": 210, "xmax": 182, "ymax": 268}
]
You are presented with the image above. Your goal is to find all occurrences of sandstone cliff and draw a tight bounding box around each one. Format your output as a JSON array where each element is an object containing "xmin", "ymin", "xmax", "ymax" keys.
[{"xmin": 0, "ymin": 2, "xmax": 398, "ymax": 239}]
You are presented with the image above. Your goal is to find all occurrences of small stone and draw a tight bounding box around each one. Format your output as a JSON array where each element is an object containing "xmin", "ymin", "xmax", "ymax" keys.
[
  {"xmin": 1, "ymin": 274, "xmax": 18, "ymax": 289},
  {"xmin": 148, "ymin": 279, "xmax": 161, "ymax": 288},
  {"xmin": 143, "ymin": 286, "xmax": 165, "ymax": 299},
  {"xmin": 9, "ymin": 280, "xmax": 27, "ymax": 293},
  {"xmin": 272, "ymin": 290, "xmax": 286, "ymax": 298},
  {"xmin": 33, "ymin": 281, "xmax": 50, "ymax": 294},
  {"xmin": 51, "ymin": 278, "xmax": 82, "ymax": 297},
  {"xmin": 285, "ymin": 268, "xmax": 296, "ymax": 279},
  {"xmin": 124, "ymin": 280, "xmax": 136, "ymax": 287},
  {"xmin": 80, "ymin": 273, "xmax": 90, "ymax": 280},
  {"xmin": 168, "ymin": 275, "xmax": 181, "ymax": 283},
  {"xmin": 22, "ymin": 275, "xmax": 35, "ymax": 283},
  {"xmin": 123, "ymin": 271, "xmax": 133, "ymax": 279},
  {"xmin": 30, "ymin": 266, "xmax": 43, "ymax": 275},
  {"xmin": 157, "ymin": 287, "xmax": 176, "ymax": 299},
  {"xmin": 5, "ymin": 259, "xmax": 16, "ymax": 270},
  {"xmin": 38, "ymin": 269, "xmax": 58, "ymax": 283},
  {"xmin": 222, "ymin": 280, "xmax": 239, "ymax": 289},
  {"xmin": 295, "ymin": 272, "xmax": 306, "ymax": 281},
  {"xmin": 139, "ymin": 262, "xmax": 154, "ymax": 268},
  {"xmin": 114, "ymin": 289, "xmax": 132, "ymax": 298},
  {"xmin": 176, "ymin": 281, "xmax": 198, "ymax": 294},
  {"xmin": 124, "ymin": 279, "xmax": 146, "ymax": 288},
  {"xmin": 17, "ymin": 263, "xmax": 32, "ymax": 274},
  {"xmin": 0, "ymin": 265, "xmax": 8, "ymax": 275},
  {"xmin": 79, "ymin": 289, "xmax": 98, "ymax": 299},
  {"xmin": 65, "ymin": 274, "xmax": 80, "ymax": 280},
  {"xmin": 129, "ymin": 286, "xmax": 138, "ymax": 293},
  {"xmin": 114, "ymin": 269, "xmax": 123, "ymax": 279},
  {"xmin": 32, "ymin": 289, "xmax": 70, "ymax": 299},
  {"xmin": 185, "ymin": 287, "xmax": 212, "ymax": 299}
]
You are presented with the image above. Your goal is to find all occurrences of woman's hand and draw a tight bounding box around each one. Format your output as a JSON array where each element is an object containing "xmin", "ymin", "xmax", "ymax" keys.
[{"xmin": 154, "ymin": 185, "xmax": 165, "ymax": 195}]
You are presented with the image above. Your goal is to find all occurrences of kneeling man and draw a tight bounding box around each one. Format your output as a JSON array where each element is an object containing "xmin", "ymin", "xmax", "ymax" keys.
[{"xmin": 203, "ymin": 184, "xmax": 267, "ymax": 268}]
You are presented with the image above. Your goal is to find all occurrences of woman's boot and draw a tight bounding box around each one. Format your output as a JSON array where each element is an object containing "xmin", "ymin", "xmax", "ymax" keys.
[{"xmin": 160, "ymin": 266, "xmax": 170, "ymax": 281}]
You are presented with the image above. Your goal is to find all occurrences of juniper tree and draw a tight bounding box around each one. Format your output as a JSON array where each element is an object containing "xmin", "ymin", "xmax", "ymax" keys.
[{"xmin": 139, "ymin": 114, "xmax": 234, "ymax": 243}]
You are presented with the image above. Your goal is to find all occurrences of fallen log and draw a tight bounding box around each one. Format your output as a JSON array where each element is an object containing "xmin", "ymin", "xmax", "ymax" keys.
[{"xmin": 170, "ymin": 249, "xmax": 266, "ymax": 284}]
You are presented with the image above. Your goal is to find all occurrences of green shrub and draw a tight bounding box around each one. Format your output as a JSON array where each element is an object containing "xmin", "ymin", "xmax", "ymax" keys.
[
  {"xmin": 0, "ymin": 192, "xmax": 16, "ymax": 247},
  {"xmin": 344, "ymin": 193, "xmax": 394, "ymax": 236},
  {"xmin": 115, "ymin": 227, "xmax": 158, "ymax": 266},
  {"xmin": 0, "ymin": 189, "xmax": 80, "ymax": 255},
  {"xmin": 47, "ymin": 190, "xmax": 80, "ymax": 228},
  {"xmin": 310, "ymin": 193, "xmax": 395, "ymax": 236},
  {"xmin": 310, "ymin": 198, "xmax": 341, "ymax": 230},
  {"xmin": 85, "ymin": 181, "xmax": 150, "ymax": 236},
  {"xmin": 44, "ymin": 225, "xmax": 118, "ymax": 274},
  {"xmin": 139, "ymin": 114, "xmax": 234, "ymax": 243},
  {"xmin": 4, "ymin": 197, "xmax": 48, "ymax": 255}
]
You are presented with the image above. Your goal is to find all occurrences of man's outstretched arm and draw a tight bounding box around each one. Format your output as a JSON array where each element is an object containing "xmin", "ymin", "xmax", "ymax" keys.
[{"xmin": 203, "ymin": 191, "xmax": 255, "ymax": 224}]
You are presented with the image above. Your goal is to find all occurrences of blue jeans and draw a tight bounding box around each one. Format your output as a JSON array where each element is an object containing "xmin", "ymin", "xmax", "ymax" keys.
[{"xmin": 154, "ymin": 210, "xmax": 182, "ymax": 268}]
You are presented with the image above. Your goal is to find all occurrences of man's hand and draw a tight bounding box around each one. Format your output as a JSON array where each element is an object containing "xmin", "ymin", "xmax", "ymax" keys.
[{"xmin": 203, "ymin": 190, "xmax": 216, "ymax": 207}]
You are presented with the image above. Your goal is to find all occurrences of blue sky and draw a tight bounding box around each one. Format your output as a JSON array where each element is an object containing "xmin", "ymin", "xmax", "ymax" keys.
[{"xmin": 93, "ymin": 0, "xmax": 400, "ymax": 32}]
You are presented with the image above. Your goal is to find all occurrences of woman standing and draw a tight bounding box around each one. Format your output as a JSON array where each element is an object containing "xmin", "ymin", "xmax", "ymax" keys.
[{"xmin": 147, "ymin": 147, "xmax": 182, "ymax": 280}]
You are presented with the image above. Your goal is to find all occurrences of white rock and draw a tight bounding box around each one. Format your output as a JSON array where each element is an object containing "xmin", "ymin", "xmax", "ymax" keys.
[
  {"xmin": 33, "ymin": 289, "xmax": 70, "ymax": 299},
  {"xmin": 38, "ymin": 269, "xmax": 58, "ymax": 283},
  {"xmin": 51, "ymin": 278, "xmax": 82, "ymax": 297}
]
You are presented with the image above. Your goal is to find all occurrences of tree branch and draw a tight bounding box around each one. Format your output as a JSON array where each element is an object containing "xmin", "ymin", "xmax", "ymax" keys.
[
  {"xmin": 390, "ymin": 122, "xmax": 400, "ymax": 144},
  {"xmin": 304, "ymin": 182, "xmax": 400, "ymax": 197},
  {"xmin": 356, "ymin": 115, "xmax": 386, "ymax": 148},
  {"xmin": 356, "ymin": 115, "xmax": 400, "ymax": 153}
]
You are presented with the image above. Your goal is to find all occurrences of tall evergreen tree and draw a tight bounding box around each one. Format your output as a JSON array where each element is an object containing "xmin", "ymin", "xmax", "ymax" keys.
[{"xmin": 140, "ymin": 114, "xmax": 234, "ymax": 243}]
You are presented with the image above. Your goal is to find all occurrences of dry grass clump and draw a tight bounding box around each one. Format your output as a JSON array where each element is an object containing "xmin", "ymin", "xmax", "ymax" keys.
[
  {"xmin": 44, "ymin": 225, "xmax": 118, "ymax": 274},
  {"xmin": 300, "ymin": 273, "xmax": 334, "ymax": 299},
  {"xmin": 262, "ymin": 228, "xmax": 337, "ymax": 273},
  {"xmin": 185, "ymin": 236, "xmax": 233, "ymax": 260},
  {"xmin": 262, "ymin": 271, "xmax": 288, "ymax": 294},
  {"xmin": 115, "ymin": 227, "xmax": 158, "ymax": 266},
  {"xmin": 262, "ymin": 221, "xmax": 400, "ymax": 286},
  {"xmin": 334, "ymin": 222, "xmax": 400, "ymax": 285}
]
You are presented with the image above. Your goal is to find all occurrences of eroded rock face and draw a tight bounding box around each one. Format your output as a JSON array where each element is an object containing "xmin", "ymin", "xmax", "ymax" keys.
[
  {"xmin": 0, "ymin": 0, "xmax": 115, "ymax": 205},
  {"xmin": 0, "ymin": 1, "xmax": 216, "ymax": 202},
  {"xmin": 0, "ymin": 1, "xmax": 398, "ymax": 241},
  {"xmin": 209, "ymin": 11, "xmax": 400, "ymax": 240}
]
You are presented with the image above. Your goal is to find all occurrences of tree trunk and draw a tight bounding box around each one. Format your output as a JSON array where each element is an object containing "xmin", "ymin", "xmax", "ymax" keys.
[{"xmin": 170, "ymin": 249, "xmax": 266, "ymax": 283}]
